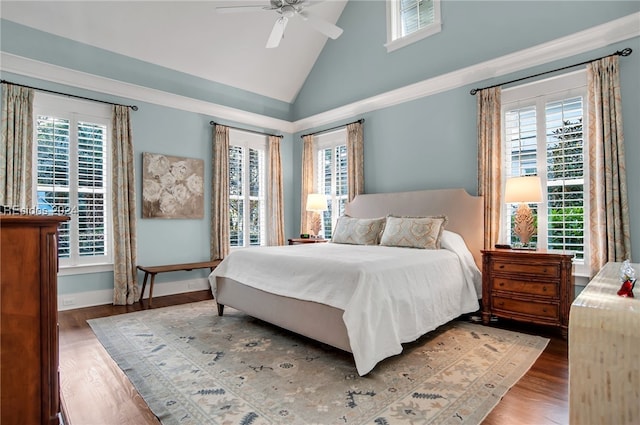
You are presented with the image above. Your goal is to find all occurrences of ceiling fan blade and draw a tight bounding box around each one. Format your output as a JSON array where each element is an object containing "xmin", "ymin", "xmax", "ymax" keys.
[
  {"xmin": 215, "ymin": 5, "xmax": 273, "ymax": 14},
  {"xmin": 266, "ymin": 16, "xmax": 288, "ymax": 48},
  {"xmin": 298, "ymin": 10, "xmax": 343, "ymax": 39}
]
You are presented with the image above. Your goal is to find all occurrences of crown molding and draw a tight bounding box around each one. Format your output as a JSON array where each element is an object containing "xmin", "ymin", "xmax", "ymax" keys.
[
  {"xmin": 0, "ymin": 53, "xmax": 296, "ymax": 134},
  {"xmin": 292, "ymin": 11, "xmax": 640, "ymax": 132},
  {"xmin": 2, "ymin": 12, "xmax": 638, "ymax": 135}
]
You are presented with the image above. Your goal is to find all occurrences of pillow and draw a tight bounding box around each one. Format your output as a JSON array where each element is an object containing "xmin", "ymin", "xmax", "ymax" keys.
[
  {"xmin": 331, "ymin": 216, "xmax": 386, "ymax": 245},
  {"xmin": 380, "ymin": 215, "xmax": 448, "ymax": 249}
]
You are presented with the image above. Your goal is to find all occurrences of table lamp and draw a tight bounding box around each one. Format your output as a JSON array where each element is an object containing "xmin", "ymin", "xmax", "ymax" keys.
[
  {"xmin": 505, "ymin": 176, "xmax": 543, "ymax": 248},
  {"xmin": 306, "ymin": 193, "xmax": 328, "ymax": 238}
]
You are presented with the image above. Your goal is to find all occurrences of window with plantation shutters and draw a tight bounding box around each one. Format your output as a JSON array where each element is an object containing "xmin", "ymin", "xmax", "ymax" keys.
[
  {"xmin": 385, "ymin": 0, "xmax": 441, "ymax": 52},
  {"xmin": 228, "ymin": 129, "xmax": 267, "ymax": 248},
  {"xmin": 34, "ymin": 93, "xmax": 112, "ymax": 270},
  {"xmin": 502, "ymin": 71, "xmax": 589, "ymax": 274},
  {"xmin": 314, "ymin": 129, "xmax": 348, "ymax": 239}
]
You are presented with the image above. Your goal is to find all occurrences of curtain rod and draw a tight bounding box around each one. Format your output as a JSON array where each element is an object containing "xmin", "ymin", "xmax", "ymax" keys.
[
  {"xmin": 209, "ymin": 121, "xmax": 282, "ymax": 138},
  {"xmin": 301, "ymin": 118, "xmax": 365, "ymax": 139},
  {"xmin": 1, "ymin": 79, "xmax": 139, "ymax": 110},
  {"xmin": 469, "ymin": 47, "xmax": 632, "ymax": 95}
]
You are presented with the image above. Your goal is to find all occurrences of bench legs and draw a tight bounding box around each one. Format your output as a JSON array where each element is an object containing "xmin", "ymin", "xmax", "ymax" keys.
[
  {"xmin": 217, "ymin": 303, "xmax": 224, "ymax": 316},
  {"xmin": 139, "ymin": 272, "xmax": 157, "ymax": 307}
]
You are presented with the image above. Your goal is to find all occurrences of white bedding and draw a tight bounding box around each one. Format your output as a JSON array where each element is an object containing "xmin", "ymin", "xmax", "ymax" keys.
[{"xmin": 208, "ymin": 231, "xmax": 481, "ymax": 375}]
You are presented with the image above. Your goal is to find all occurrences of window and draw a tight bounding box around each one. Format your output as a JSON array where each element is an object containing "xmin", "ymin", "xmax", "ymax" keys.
[
  {"xmin": 228, "ymin": 129, "xmax": 267, "ymax": 248},
  {"xmin": 502, "ymin": 71, "xmax": 589, "ymax": 274},
  {"xmin": 33, "ymin": 93, "xmax": 112, "ymax": 271},
  {"xmin": 314, "ymin": 129, "xmax": 348, "ymax": 239},
  {"xmin": 385, "ymin": 0, "xmax": 441, "ymax": 52}
]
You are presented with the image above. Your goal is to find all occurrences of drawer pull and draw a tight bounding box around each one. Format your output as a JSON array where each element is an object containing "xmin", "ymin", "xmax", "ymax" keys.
[
  {"xmin": 497, "ymin": 301, "xmax": 504, "ymax": 307},
  {"xmin": 542, "ymin": 308, "xmax": 548, "ymax": 313},
  {"xmin": 543, "ymin": 286, "xmax": 547, "ymax": 292},
  {"xmin": 498, "ymin": 282, "xmax": 505, "ymax": 287},
  {"xmin": 499, "ymin": 265, "xmax": 505, "ymax": 269}
]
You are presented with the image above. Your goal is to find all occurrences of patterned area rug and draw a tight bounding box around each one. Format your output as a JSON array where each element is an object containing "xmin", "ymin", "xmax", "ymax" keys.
[{"xmin": 88, "ymin": 300, "xmax": 548, "ymax": 425}]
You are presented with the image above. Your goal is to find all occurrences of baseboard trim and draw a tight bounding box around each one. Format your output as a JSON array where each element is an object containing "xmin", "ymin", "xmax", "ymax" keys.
[{"xmin": 57, "ymin": 277, "xmax": 210, "ymax": 311}]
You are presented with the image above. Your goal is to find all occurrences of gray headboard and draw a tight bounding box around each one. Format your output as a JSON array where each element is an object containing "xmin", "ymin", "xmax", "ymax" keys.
[{"xmin": 345, "ymin": 188, "xmax": 484, "ymax": 269}]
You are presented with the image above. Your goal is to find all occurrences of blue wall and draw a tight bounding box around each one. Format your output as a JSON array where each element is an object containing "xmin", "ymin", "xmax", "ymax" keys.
[{"xmin": 1, "ymin": 1, "xmax": 639, "ymax": 303}]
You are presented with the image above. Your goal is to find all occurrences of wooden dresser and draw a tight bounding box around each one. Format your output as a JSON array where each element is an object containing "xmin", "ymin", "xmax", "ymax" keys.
[
  {"xmin": 482, "ymin": 249, "xmax": 573, "ymax": 338},
  {"xmin": 1, "ymin": 214, "xmax": 69, "ymax": 425}
]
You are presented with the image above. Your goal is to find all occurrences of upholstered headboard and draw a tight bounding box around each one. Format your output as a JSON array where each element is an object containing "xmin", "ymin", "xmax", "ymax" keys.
[{"xmin": 345, "ymin": 189, "xmax": 484, "ymax": 269}]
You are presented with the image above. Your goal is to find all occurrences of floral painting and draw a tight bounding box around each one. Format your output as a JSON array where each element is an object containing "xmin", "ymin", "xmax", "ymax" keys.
[{"xmin": 142, "ymin": 152, "xmax": 204, "ymax": 219}]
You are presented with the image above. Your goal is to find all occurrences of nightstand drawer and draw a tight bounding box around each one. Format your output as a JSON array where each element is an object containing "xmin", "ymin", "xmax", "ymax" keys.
[
  {"xmin": 491, "ymin": 260, "xmax": 560, "ymax": 278},
  {"xmin": 493, "ymin": 278, "xmax": 558, "ymax": 298},
  {"xmin": 492, "ymin": 296, "xmax": 559, "ymax": 319}
]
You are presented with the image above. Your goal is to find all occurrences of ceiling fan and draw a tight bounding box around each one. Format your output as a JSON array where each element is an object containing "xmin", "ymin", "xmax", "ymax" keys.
[{"xmin": 216, "ymin": 0, "xmax": 344, "ymax": 48}]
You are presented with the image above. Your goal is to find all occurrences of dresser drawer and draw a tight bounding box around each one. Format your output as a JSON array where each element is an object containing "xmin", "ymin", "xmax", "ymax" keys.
[
  {"xmin": 492, "ymin": 278, "xmax": 559, "ymax": 298},
  {"xmin": 492, "ymin": 296, "xmax": 559, "ymax": 319},
  {"xmin": 491, "ymin": 259, "xmax": 560, "ymax": 278}
]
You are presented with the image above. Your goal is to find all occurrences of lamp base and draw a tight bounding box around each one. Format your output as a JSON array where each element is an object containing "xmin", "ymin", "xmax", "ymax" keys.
[{"xmin": 513, "ymin": 202, "xmax": 536, "ymax": 246}]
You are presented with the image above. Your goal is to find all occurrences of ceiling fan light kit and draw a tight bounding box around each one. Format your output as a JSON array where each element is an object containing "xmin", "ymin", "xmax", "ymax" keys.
[{"xmin": 216, "ymin": 0, "xmax": 343, "ymax": 48}]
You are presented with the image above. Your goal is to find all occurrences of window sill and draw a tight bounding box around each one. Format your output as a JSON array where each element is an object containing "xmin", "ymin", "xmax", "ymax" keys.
[
  {"xmin": 58, "ymin": 263, "xmax": 113, "ymax": 276},
  {"xmin": 385, "ymin": 22, "xmax": 442, "ymax": 53}
]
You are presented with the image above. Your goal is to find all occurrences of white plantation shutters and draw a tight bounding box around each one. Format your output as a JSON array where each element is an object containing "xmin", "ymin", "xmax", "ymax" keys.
[
  {"xmin": 34, "ymin": 93, "xmax": 111, "ymax": 267},
  {"xmin": 228, "ymin": 130, "xmax": 267, "ymax": 248},
  {"xmin": 399, "ymin": 0, "xmax": 435, "ymax": 36},
  {"xmin": 502, "ymin": 71, "xmax": 588, "ymax": 270},
  {"xmin": 545, "ymin": 97, "xmax": 585, "ymax": 258},
  {"xmin": 315, "ymin": 129, "xmax": 348, "ymax": 239}
]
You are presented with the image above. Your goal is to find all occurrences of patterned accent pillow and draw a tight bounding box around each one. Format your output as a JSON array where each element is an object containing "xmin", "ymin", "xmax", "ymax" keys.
[
  {"xmin": 380, "ymin": 216, "xmax": 448, "ymax": 249},
  {"xmin": 331, "ymin": 216, "xmax": 386, "ymax": 245}
]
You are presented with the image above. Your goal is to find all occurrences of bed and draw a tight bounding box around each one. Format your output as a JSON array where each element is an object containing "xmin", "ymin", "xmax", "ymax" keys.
[{"xmin": 208, "ymin": 188, "xmax": 484, "ymax": 375}]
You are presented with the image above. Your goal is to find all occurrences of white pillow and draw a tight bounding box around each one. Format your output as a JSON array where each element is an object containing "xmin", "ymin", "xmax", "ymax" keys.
[
  {"xmin": 331, "ymin": 216, "xmax": 386, "ymax": 245},
  {"xmin": 380, "ymin": 215, "xmax": 448, "ymax": 249}
]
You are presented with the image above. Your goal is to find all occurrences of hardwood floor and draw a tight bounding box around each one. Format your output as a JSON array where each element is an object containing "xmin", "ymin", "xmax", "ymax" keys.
[{"xmin": 58, "ymin": 291, "xmax": 568, "ymax": 425}]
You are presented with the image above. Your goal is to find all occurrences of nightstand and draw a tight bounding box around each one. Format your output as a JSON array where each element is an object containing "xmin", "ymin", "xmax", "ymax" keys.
[
  {"xmin": 481, "ymin": 249, "xmax": 573, "ymax": 338},
  {"xmin": 288, "ymin": 238, "xmax": 328, "ymax": 245}
]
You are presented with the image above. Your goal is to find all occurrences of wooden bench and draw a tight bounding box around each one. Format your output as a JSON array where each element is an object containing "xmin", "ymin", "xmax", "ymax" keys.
[{"xmin": 137, "ymin": 259, "xmax": 221, "ymax": 306}]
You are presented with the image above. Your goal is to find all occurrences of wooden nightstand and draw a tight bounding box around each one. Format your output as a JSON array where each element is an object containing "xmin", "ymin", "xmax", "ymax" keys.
[
  {"xmin": 481, "ymin": 249, "xmax": 573, "ymax": 338},
  {"xmin": 288, "ymin": 238, "xmax": 328, "ymax": 245}
]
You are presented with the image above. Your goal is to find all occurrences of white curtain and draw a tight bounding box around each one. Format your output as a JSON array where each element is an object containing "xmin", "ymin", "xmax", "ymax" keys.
[
  {"xmin": 267, "ymin": 135, "xmax": 285, "ymax": 246},
  {"xmin": 587, "ymin": 55, "xmax": 632, "ymax": 275},
  {"xmin": 111, "ymin": 105, "xmax": 138, "ymax": 305},
  {"xmin": 477, "ymin": 87, "xmax": 502, "ymax": 250},
  {"xmin": 300, "ymin": 134, "xmax": 315, "ymax": 234},
  {"xmin": 211, "ymin": 125, "xmax": 230, "ymax": 260},
  {"xmin": 346, "ymin": 121, "xmax": 364, "ymax": 202},
  {"xmin": 1, "ymin": 83, "xmax": 34, "ymax": 208}
]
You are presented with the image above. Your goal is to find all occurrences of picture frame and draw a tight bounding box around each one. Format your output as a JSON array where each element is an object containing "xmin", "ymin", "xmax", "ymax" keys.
[{"xmin": 142, "ymin": 152, "xmax": 204, "ymax": 219}]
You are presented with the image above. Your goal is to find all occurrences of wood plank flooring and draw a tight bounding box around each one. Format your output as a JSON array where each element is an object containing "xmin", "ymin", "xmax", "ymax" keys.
[{"xmin": 58, "ymin": 291, "xmax": 568, "ymax": 425}]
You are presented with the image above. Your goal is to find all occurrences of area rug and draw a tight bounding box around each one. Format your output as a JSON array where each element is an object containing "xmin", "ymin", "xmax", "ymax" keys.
[{"xmin": 88, "ymin": 300, "xmax": 548, "ymax": 425}]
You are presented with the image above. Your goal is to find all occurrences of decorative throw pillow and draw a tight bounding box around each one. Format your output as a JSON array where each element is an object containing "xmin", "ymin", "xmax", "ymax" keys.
[
  {"xmin": 380, "ymin": 215, "xmax": 448, "ymax": 249},
  {"xmin": 331, "ymin": 216, "xmax": 386, "ymax": 245}
]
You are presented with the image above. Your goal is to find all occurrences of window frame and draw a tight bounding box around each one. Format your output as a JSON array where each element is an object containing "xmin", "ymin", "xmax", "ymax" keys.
[
  {"xmin": 385, "ymin": 0, "xmax": 442, "ymax": 53},
  {"xmin": 313, "ymin": 128, "xmax": 348, "ymax": 239},
  {"xmin": 33, "ymin": 92, "xmax": 113, "ymax": 275},
  {"xmin": 228, "ymin": 128, "xmax": 268, "ymax": 249},
  {"xmin": 501, "ymin": 70, "xmax": 590, "ymax": 276}
]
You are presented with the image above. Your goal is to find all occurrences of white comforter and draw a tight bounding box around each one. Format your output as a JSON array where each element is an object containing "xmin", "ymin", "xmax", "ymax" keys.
[{"xmin": 208, "ymin": 231, "xmax": 481, "ymax": 375}]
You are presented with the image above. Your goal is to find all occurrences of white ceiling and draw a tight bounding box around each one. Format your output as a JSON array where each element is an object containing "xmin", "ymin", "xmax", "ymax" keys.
[{"xmin": 0, "ymin": 0, "xmax": 348, "ymax": 103}]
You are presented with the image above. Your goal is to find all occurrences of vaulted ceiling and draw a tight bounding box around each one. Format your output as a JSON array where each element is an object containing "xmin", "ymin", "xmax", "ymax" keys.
[{"xmin": 0, "ymin": 0, "xmax": 348, "ymax": 103}]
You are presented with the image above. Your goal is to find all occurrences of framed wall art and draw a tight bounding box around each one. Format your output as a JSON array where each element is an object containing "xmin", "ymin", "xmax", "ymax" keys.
[{"xmin": 142, "ymin": 152, "xmax": 204, "ymax": 219}]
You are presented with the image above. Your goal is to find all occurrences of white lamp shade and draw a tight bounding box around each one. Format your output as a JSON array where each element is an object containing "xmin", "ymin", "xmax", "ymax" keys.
[
  {"xmin": 505, "ymin": 176, "xmax": 543, "ymax": 203},
  {"xmin": 306, "ymin": 193, "xmax": 328, "ymax": 212}
]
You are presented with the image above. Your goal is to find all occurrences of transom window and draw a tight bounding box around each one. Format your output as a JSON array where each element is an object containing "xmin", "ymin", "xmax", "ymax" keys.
[
  {"xmin": 33, "ymin": 93, "xmax": 112, "ymax": 271},
  {"xmin": 385, "ymin": 0, "xmax": 441, "ymax": 52},
  {"xmin": 314, "ymin": 128, "xmax": 348, "ymax": 239},
  {"xmin": 228, "ymin": 129, "xmax": 267, "ymax": 248},
  {"xmin": 502, "ymin": 70, "xmax": 589, "ymax": 274}
]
